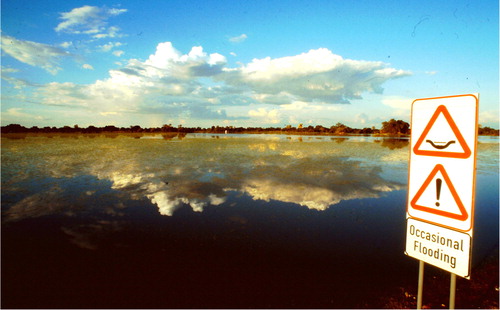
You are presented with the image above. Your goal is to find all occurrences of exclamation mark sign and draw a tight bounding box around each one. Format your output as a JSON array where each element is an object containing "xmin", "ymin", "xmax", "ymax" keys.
[{"xmin": 435, "ymin": 178, "xmax": 442, "ymax": 207}]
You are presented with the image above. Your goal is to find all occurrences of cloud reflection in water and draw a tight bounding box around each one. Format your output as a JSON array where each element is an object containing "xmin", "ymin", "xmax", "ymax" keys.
[{"xmin": 1, "ymin": 135, "xmax": 410, "ymax": 222}]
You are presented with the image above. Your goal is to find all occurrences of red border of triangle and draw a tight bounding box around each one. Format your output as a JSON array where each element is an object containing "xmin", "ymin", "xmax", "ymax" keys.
[
  {"xmin": 410, "ymin": 164, "xmax": 468, "ymax": 221},
  {"xmin": 413, "ymin": 105, "xmax": 471, "ymax": 158}
]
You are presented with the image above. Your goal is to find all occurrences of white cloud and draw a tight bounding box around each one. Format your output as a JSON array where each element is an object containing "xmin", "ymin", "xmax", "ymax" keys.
[
  {"xmin": 356, "ymin": 113, "xmax": 369, "ymax": 125},
  {"xmin": 1, "ymin": 67, "xmax": 20, "ymax": 74},
  {"xmin": 1, "ymin": 34, "xmax": 74, "ymax": 75},
  {"xmin": 100, "ymin": 111, "xmax": 119, "ymax": 116},
  {"xmin": 145, "ymin": 42, "xmax": 227, "ymax": 79},
  {"xmin": 248, "ymin": 108, "xmax": 281, "ymax": 124},
  {"xmin": 99, "ymin": 41, "xmax": 122, "ymax": 52},
  {"xmin": 1, "ymin": 67, "xmax": 31, "ymax": 89},
  {"xmin": 221, "ymin": 48, "xmax": 412, "ymax": 104},
  {"xmin": 60, "ymin": 41, "xmax": 73, "ymax": 49},
  {"xmin": 479, "ymin": 110, "xmax": 500, "ymax": 126},
  {"xmin": 108, "ymin": 8, "xmax": 127, "ymax": 16},
  {"xmin": 35, "ymin": 43, "xmax": 228, "ymax": 116},
  {"xmin": 381, "ymin": 96, "xmax": 412, "ymax": 111},
  {"xmin": 3, "ymin": 108, "xmax": 45, "ymax": 121},
  {"xmin": 112, "ymin": 50, "xmax": 124, "ymax": 57},
  {"xmin": 280, "ymin": 100, "xmax": 342, "ymax": 111},
  {"xmin": 93, "ymin": 26, "xmax": 122, "ymax": 39},
  {"xmin": 33, "ymin": 42, "xmax": 411, "ymax": 123},
  {"xmin": 229, "ymin": 34, "xmax": 248, "ymax": 43},
  {"xmin": 39, "ymin": 82, "xmax": 91, "ymax": 107},
  {"xmin": 55, "ymin": 5, "xmax": 127, "ymax": 38},
  {"xmin": 82, "ymin": 64, "xmax": 94, "ymax": 70}
]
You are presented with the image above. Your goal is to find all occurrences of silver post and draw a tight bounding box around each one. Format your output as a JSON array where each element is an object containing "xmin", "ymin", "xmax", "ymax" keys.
[
  {"xmin": 417, "ymin": 260, "xmax": 424, "ymax": 309},
  {"xmin": 449, "ymin": 273, "xmax": 457, "ymax": 309}
]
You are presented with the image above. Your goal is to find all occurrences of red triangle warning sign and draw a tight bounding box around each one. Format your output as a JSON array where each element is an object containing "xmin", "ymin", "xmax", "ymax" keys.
[
  {"xmin": 410, "ymin": 164, "xmax": 468, "ymax": 221},
  {"xmin": 413, "ymin": 105, "xmax": 471, "ymax": 159}
]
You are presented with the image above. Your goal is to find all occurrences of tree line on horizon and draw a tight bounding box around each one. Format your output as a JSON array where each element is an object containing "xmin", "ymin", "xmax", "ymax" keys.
[{"xmin": 1, "ymin": 119, "xmax": 499, "ymax": 136}]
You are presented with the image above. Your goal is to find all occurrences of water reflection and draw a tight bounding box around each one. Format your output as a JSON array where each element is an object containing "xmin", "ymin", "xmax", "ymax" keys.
[
  {"xmin": 1, "ymin": 135, "xmax": 410, "ymax": 222},
  {"xmin": 1, "ymin": 135, "xmax": 496, "ymax": 222},
  {"xmin": 379, "ymin": 138, "xmax": 409, "ymax": 149},
  {"xmin": 331, "ymin": 137, "xmax": 348, "ymax": 143},
  {"xmin": 240, "ymin": 158, "xmax": 402, "ymax": 210}
]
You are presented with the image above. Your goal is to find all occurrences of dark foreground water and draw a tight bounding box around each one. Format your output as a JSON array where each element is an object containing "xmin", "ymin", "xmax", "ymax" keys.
[{"xmin": 1, "ymin": 134, "xmax": 498, "ymax": 308}]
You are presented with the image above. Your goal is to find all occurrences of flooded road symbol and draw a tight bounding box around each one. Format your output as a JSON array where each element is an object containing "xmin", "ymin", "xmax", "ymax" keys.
[
  {"xmin": 413, "ymin": 105, "xmax": 471, "ymax": 158},
  {"xmin": 425, "ymin": 140, "xmax": 456, "ymax": 150}
]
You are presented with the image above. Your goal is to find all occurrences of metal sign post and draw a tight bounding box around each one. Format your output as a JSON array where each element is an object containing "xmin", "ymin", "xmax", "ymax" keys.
[
  {"xmin": 405, "ymin": 94, "xmax": 478, "ymax": 308},
  {"xmin": 450, "ymin": 273, "xmax": 457, "ymax": 309},
  {"xmin": 417, "ymin": 260, "xmax": 424, "ymax": 309}
]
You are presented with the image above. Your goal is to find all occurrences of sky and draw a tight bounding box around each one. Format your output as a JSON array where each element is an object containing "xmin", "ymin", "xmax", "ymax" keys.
[{"xmin": 1, "ymin": 0, "xmax": 498, "ymax": 129}]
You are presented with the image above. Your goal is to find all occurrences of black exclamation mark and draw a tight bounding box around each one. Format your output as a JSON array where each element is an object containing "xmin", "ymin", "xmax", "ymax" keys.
[{"xmin": 435, "ymin": 178, "xmax": 442, "ymax": 207}]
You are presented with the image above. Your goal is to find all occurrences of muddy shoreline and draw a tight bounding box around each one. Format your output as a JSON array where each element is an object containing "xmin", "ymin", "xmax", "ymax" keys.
[{"xmin": 377, "ymin": 247, "xmax": 499, "ymax": 309}]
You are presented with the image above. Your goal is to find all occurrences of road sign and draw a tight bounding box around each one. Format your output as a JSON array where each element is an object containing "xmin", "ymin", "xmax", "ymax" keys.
[
  {"xmin": 406, "ymin": 218, "xmax": 472, "ymax": 279},
  {"xmin": 406, "ymin": 93, "xmax": 478, "ymax": 279},
  {"xmin": 407, "ymin": 94, "xmax": 478, "ymax": 232}
]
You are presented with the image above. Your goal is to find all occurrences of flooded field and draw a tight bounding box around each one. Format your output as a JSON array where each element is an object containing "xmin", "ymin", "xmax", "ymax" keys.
[{"xmin": 1, "ymin": 134, "xmax": 498, "ymax": 308}]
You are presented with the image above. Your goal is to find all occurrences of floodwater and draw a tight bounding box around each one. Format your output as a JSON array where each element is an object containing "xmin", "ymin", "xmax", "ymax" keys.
[{"xmin": 1, "ymin": 134, "xmax": 498, "ymax": 308}]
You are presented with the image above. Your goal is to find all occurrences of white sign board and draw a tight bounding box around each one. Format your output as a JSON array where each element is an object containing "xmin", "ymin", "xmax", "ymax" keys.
[
  {"xmin": 405, "ymin": 218, "xmax": 471, "ymax": 278},
  {"xmin": 406, "ymin": 94, "xmax": 478, "ymax": 279}
]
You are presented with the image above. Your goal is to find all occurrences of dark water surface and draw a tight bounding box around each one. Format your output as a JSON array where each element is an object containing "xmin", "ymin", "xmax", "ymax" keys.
[{"xmin": 2, "ymin": 134, "xmax": 498, "ymax": 308}]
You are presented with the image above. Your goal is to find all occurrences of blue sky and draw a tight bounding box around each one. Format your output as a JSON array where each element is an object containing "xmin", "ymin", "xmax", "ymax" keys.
[{"xmin": 1, "ymin": 0, "xmax": 498, "ymax": 128}]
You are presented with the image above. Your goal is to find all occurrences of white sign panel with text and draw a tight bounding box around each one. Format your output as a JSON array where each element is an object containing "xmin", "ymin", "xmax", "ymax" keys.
[{"xmin": 405, "ymin": 218, "xmax": 471, "ymax": 279}]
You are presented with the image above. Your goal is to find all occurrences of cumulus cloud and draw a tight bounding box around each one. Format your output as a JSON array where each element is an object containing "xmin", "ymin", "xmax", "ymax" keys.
[
  {"xmin": 82, "ymin": 64, "xmax": 94, "ymax": 70},
  {"xmin": 33, "ymin": 42, "xmax": 410, "ymax": 122},
  {"xmin": 55, "ymin": 5, "xmax": 126, "ymax": 38},
  {"xmin": 222, "ymin": 48, "xmax": 411, "ymax": 104},
  {"xmin": 144, "ymin": 42, "xmax": 227, "ymax": 79},
  {"xmin": 1, "ymin": 34, "xmax": 75, "ymax": 74},
  {"xmin": 36, "ymin": 42, "xmax": 228, "ymax": 115}
]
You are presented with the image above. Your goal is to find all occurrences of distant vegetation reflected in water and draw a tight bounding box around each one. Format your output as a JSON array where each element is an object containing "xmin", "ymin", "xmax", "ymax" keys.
[{"xmin": 2, "ymin": 134, "xmax": 409, "ymax": 219}]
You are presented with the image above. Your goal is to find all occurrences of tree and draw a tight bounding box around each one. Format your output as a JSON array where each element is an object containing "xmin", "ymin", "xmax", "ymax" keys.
[
  {"xmin": 161, "ymin": 124, "xmax": 174, "ymax": 132},
  {"xmin": 314, "ymin": 125, "xmax": 328, "ymax": 133},
  {"xmin": 381, "ymin": 119, "xmax": 410, "ymax": 135},
  {"xmin": 103, "ymin": 125, "xmax": 119, "ymax": 132},
  {"xmin": 330, "ymin": 122, "xmax": 352, "ymax": 135},
  {"xmin": 478, "ymin": 125, "xmax": 499, "ymax": 136},
  {"xmin": 2, "ymin": 124, "xmax": 26, "ymax": 133},
  {"xmin": 130, "ymin": 125, "xmax": 142, "ymax": 132}
]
